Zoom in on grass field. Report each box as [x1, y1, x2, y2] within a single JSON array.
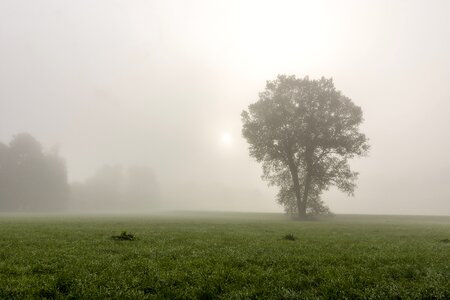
[[0, 212, 449, 299]]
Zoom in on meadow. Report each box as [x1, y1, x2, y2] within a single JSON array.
[[0, 212, 449, 299]]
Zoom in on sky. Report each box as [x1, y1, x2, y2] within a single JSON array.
[[1, 0, 450, 214]]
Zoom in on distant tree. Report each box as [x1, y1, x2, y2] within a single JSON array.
[[0, 142, 9, 209], [242, 75, 369, 218], [0, 133, 69, 211], [125, 166, 159, 209], [69, 165, 159, 212]]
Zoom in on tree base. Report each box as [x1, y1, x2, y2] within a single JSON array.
[[291, 215, 316, 221]]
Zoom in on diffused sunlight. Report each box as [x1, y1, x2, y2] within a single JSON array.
[[1, 0, 450, 215], [221, 132, 232, 145]]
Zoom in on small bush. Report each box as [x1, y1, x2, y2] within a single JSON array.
[[283, 234, 296, 241], [112, 231, 136, 241]]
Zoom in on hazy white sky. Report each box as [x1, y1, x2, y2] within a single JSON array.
[[1, 0, 450, 214]]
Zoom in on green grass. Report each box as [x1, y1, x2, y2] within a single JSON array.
[[0, 212, 449, 299]]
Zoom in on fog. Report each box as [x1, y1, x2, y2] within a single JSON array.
[[1, 0, 450, 215]]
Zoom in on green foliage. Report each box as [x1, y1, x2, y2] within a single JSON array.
[[242, 75, 369, 216], [0, 213, 449, 299]]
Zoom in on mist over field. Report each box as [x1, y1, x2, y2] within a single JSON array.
[[1, 0, 450, 215]]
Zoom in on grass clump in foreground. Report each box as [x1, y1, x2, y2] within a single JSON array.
[[0, 213, 449, 299], [112, 231, 136, 241], [283, 233, 296, 241]]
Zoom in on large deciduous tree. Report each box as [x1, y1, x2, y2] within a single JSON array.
[[242, 75, 369, 218]]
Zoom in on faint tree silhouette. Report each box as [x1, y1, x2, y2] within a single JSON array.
[[0, 133, 69, 211]]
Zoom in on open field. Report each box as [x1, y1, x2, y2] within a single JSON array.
[[0, 213, 449, 299]]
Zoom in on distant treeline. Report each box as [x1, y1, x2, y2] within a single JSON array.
[[0, 133, 68, 211], [70, 164, 159, 212], [0, 133, 159, 212]]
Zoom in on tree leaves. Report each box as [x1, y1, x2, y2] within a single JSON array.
[[242, 75, 369, 216]]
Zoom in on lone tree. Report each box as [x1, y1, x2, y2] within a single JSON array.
[[242, 75, 369, 218]]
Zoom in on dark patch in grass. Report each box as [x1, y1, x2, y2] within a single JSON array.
[[0, 289, 25, 299], [197, 284, 224, 300], [112, 231, 136, 241], [31, 264, 53, 275], [283, 234, 296, 241], [293, 276, 323, 290], [38, 288, 57, 299], [55, 275, 74, 295], [142, 286, 157, 294], [0, 266, 21, 276], [439, 238, 450, 243]]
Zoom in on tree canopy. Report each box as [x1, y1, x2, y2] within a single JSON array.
[[242, 75, 369, 218], [0, 133, 69, 211]]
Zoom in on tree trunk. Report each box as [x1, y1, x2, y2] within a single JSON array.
[[300, 170, 312, 219], [302, 148, 314, 216], [299, 150, 313, 220], [297, 199, 306, 219], [286, 156, 305, 219]]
